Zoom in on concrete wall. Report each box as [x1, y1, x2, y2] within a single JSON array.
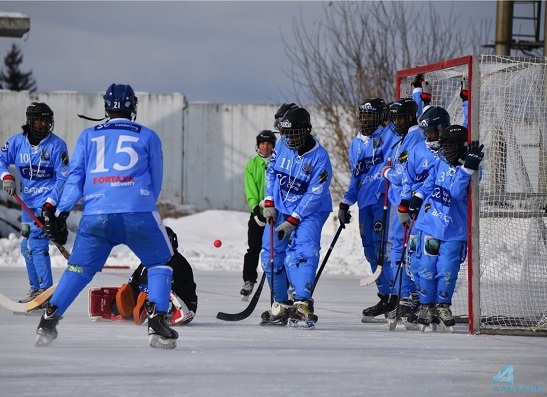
[[0, 90, 289, 212]]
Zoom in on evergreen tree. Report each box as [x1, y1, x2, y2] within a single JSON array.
[[0, 43, 37, 92]]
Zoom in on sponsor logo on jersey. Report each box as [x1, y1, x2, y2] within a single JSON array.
[[93, 175, 136, 187], [23, 185, 53, 194], [95, 122, 142, 133], [40, 148, 51, 162], [353, 153, 384, 177], [61, 151, 69, 165]]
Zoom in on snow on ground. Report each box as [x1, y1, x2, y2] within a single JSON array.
[[0, 205, 368, 276]]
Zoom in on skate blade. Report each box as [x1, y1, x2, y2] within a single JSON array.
[[149, 334, 177, 349], [35, 334, 55, 347], [361, 316, 387, 324], [441, 324, 454, 333], [241, 295, 250, 302], [14, 309, 44, 316], [288, 318, 315, 329], [388, 318, 398, 331], [259, 319, 288, 326]]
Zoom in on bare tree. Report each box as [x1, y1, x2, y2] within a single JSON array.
[[282, 1, 487, 198]]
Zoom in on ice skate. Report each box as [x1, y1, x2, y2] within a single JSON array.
[[146, 302, 179, 349], [361, 294, 397, 323], [260, 301, 292, 326], [35, 303, 61, 346], [417, 304, 437, 333], [19, 288, 43, 303], [436, 303, 455, 333], [386, 298, 415, 331], [240, 281, 254, 301], [288, 300, 318, 329]]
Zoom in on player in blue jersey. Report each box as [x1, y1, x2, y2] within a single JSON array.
[[380, 99, 425, 313], [391, 106, 450, 328], [35, 84, 178, 349], [337, 98, 400, 321], [409, 125, 483, 332], [260, 106, 332, 328], [0, 102, 69, 303]]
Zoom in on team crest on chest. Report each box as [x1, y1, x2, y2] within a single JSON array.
[[40, 148, 51, 162], [302, 162, 314, 175], [372, 137, 383, 149]]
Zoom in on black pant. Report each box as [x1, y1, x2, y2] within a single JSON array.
[[242, 214, 265, 283]]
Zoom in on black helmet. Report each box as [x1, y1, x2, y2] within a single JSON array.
[[274, 103, 298, 130], [256, 130, 277, 146], [439, 124, 468, 165], [278, 107, 312, 150], [358, 98, 387, 136], [104, 83, 138, 120], [165, 226, 179, 251], [418, 106, 451, 150], [388, 98, 418, 136], [25, 102, 54, 141]]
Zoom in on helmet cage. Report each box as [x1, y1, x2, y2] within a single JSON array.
[[358, 99, 386, 136], [26, 102, 54, 141], [280, 128, 308, 150]]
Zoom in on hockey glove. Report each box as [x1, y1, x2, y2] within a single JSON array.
[[409, 196, 423, 220], [337, 203, 352, 228], [42, 203, 69, 245], [421, 81, 432, 105], [263, 200, 278, 223], [275, 216, 299, 241], [397, 199, 411, 226], [460, 78, 469, 101], [464, 140, 484, 171], [2, 174, 15, 196], [381, 165, 392, 179], [412, 74, 424, 88], [252, 205, 267, 227]]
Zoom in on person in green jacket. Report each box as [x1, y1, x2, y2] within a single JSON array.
[[240, 130, 277, 299]]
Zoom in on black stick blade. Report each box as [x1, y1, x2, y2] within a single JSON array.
[[216, 273, 266, 321]]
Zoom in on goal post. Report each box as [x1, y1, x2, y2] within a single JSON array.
[[396, 55, 547, 335]]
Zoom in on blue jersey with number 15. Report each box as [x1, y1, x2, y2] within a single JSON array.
[[58, 118, 163, 214]]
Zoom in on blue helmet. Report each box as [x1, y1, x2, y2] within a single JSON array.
[[103, 83, 138, 120]]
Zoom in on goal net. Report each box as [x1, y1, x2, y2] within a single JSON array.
[[397, 55, 547, 335]]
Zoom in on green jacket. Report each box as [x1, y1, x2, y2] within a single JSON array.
[[244, 155, 269, 213]]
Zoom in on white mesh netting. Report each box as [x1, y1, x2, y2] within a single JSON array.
[[398, 55, 547, 334]]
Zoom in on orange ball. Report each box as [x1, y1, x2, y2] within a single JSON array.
[[213, 239, 222, 248]]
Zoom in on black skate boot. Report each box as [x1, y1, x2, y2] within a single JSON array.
[[436, 303, 455, 333], [361, 294, 398, 323], [260, 301, 292, 326], [289, 300, 318, 329], [386, 298, 415, 331], [35, 303, 61, 347], [146, 302, 179, 349], [240, 281, 255, 301], [417, 304, 437, 332]]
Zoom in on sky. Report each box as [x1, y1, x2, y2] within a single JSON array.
[[0, 1, 498, 104]]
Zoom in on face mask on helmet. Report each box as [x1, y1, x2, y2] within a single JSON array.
[[358, 98, 386, 136], [439, 125, 468, 165], [279, 107, 312, 150], [388, 99, 418, 136], [25, 102, 54, 141], [104, 83, 138, 120], [418, 106, 450, 151]]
